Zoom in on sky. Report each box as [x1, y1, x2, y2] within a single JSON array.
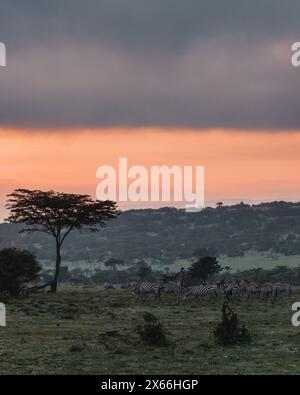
[[1, 1, 300, 218]]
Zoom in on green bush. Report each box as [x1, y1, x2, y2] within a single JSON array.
[[0, 248, 41, 295], [214, 300, 252, 346], [136, 312, 169, 347]]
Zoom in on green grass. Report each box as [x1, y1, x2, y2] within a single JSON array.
[[1, 287, 300, 374], [40, 254, 300, 275], [219, 255, 300, 272], [171, 255, 300, 272]]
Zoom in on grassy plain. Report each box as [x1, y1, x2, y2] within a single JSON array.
[[1, 287, 300, 375]]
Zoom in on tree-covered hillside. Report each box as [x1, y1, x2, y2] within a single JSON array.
[[1, 201, 300, 265]]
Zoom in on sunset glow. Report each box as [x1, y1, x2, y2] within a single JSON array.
[[1, 129, 300, 218]]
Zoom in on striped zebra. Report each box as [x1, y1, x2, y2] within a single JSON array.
[[259, 283, 273, 298], [129, 281, 162, 302], [259, 283, 292, 298], [223, 281, 243, 298], [244, 282, 259, 297], [183, 285, 218, 301], [161, 281, 180, 295], [271, 283, 292, 297], [161, 281, 187, 303]]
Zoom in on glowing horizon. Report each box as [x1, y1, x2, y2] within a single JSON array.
[[1, 128, 300, 220]]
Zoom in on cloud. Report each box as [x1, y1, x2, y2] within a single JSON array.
[[0, 1, 300, 130]]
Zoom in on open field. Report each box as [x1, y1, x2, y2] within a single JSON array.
[[165, 255, 300, 273], [219, 255, 300, 272], [1, 287, 300, 375], [40, 254, 300, 276]]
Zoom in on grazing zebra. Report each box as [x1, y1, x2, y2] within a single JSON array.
[[259, 283, 273, 298], [183, 285, 218, 301], [223, 281, 243, 298], [258, 283, 292, 298], [160, 281, 188, 303], [271, 283, 292, 297], [161, 281, 180, 295], [129, 281, 162, 302], [244, 283, 259, 297]]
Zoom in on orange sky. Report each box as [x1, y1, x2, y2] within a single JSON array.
[[1, 129, 300, 219]]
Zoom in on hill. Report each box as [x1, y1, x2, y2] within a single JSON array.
[[1, 201, 300, 266]]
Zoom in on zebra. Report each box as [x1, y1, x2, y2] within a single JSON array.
[[271, 283, 292, 297], [244, 282, 259, 298], [161, 281, 180, 295], [183, 285, 218, 301], [225, 279, 254, 298], [160, 281, 188, 303], [223, 281, 243, 298], [129, 281, 162, 302], [259, 283, 273, 298]]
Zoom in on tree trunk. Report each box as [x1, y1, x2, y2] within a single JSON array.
[[51, 243, 61, 293]]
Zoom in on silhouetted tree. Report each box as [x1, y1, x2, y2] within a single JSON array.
[[0, 248, 41, 295], [6, 189, 120, 292], [188, 256, 222, 284]]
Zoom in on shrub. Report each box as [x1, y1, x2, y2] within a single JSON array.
[[214, 300, 252, 345], [0, 248, 41, 295], [136, 312, 169, 347]]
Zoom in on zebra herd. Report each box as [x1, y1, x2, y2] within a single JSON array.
[[129, 281, 184, 303], [223, 279, 292, 298], [128, 279, 292, 303]]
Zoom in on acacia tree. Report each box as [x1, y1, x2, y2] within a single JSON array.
[[188, 256, 222, 285], [6, 189, 120, 292], [104, 258, 125, 271]]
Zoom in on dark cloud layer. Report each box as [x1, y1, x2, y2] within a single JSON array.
[[0, 1, 300, 130]]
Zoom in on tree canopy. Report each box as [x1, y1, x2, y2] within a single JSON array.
[[188, 256, 222, 284], [6, 189, 120, 292]]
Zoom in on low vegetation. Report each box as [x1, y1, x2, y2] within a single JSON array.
[[0, 248, 41, 295], [214, 300, 252, 345], [136, 312, 170, 347], [0, 287, 299, 374]]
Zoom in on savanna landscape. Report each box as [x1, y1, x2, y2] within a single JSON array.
[[1, 286, 299, 375], [1, 193, 300, 375], [2, 0, 300, 378]]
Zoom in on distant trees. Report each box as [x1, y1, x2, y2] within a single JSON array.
[[0, 248, 41, 295], [188, 256, 222, 284], [135, 260, 152, 281], [6, 189, 120, 292], [138, 266, 152, 281], [2, 199, 300, 265], [217, 265, 300, 285], [193, 247, 219, 258], [104, 258, 125, 271]]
